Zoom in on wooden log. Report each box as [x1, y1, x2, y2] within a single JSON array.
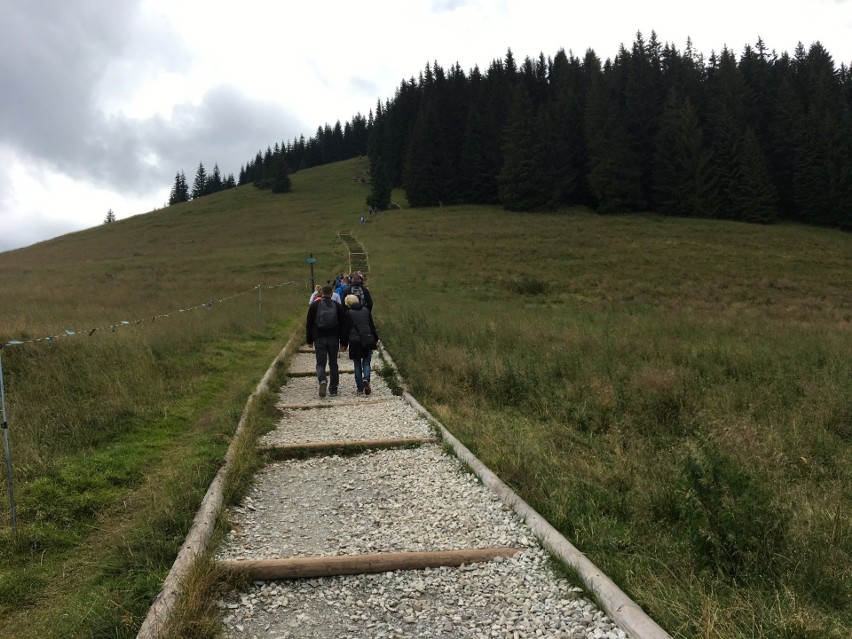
[[288, 369, 355, 377], [276, 398, 393, 411], [258, 436, 438, 455], [220, 547, 522, 580]]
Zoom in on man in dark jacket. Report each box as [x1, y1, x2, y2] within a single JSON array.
[[306, 284, 347, 397]]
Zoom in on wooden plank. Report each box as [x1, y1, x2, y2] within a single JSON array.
[[258, 437, 438, 455], [219, 547, 523, 581], [288, 369, 355, 377]]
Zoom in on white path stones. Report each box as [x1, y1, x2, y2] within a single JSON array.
[[215, 351, 629, 639]]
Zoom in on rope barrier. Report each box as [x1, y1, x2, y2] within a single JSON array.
[[0, 280, 300, 349]]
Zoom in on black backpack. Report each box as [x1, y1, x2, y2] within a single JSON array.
[[315, 298, 338, 330], [350, 284, 365, 306]]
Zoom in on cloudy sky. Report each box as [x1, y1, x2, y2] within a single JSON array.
[[1, 0, 850, 253]]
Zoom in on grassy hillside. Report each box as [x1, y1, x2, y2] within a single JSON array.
[[0, 157, 849, 638], [0, 159, 371, 638]]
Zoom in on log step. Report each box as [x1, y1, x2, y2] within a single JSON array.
[[276, 398, 394, 411], [258, 437, 438, 456], [219, 547, 523, 581], [288, 370, 355, 377]]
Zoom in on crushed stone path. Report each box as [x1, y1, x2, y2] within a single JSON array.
[[214, 349, 629, 639]]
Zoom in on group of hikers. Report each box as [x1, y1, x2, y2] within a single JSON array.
[[305, 271, 378, 398]]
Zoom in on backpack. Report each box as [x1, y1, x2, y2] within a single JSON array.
[[315, 298, 338, 330], [350, 284, 365, 306]]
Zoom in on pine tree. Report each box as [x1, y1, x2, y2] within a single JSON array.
[[271, 155, 292, 193], [103, 208, 116, 223], [652, 91, 715, 216], [191, 163, 208, 199], [498, 87, 551, 210], [585, 68, 644, 212], [733, 128, 778, 223], [208, 163, 223, 193], [168, 171, 189, 205]]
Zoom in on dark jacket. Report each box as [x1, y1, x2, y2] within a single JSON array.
[[341, 284, 373, 311], [305, 296, 347, 345], [343, 303, 378, 358]]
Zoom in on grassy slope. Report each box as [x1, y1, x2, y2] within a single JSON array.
[[0, 159, 370, 638], [363, 206, 851, 638], [1, 158, 849, 638]]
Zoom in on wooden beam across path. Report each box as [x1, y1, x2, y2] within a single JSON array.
[[288, 369, 355, 377], [276, 398, 394, 411], [219, 547, 523, 581], [258, 436, 438, 456]]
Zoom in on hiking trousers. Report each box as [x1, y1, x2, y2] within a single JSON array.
[[314, 335, 340, 391]]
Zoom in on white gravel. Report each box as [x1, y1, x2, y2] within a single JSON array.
[[215, 350, 630, 638], [260, 402, 433, 446]]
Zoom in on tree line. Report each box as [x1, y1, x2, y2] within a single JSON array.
[[168, 33, 851, 230], [367, 33, 851, 228], [168, 163, 237, 204]]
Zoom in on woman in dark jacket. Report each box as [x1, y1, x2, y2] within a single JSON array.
[[343, 294, 379, 395]]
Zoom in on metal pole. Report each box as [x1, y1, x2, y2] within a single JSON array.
[[257, 285, 263, 326], [0, 347, 17, 533]]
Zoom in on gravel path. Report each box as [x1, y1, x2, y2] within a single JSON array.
[[215, 350, 629, 639]]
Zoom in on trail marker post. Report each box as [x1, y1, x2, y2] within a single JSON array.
[[0, 344, 17, 533], [305, 254, 317, 290]]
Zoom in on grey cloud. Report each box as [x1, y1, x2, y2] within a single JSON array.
[[349, 77, 381, 101], [0, 1, 306, 199]]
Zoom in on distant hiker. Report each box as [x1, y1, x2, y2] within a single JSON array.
[[344, 293, 379, 395], [342, 271, 373, 310], [306, 284, 347, 398], [310, 283, 341, 305], [308, 284, 322, 305], [335, 275, 349, 302]]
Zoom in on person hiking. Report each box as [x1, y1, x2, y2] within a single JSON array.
[[341, 271, 373, 310], [343, 293, 379, 395], [305, 284, 347, 398], [335, 275, 349, 303]]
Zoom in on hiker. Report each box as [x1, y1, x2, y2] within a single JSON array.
[[344, 293, 379, 395], [305, 284, 347, 398], [308, 284, 322, 305], [335, 275, 349, 302], [341, 271, 373, 310], [310, 282, 341, 305]]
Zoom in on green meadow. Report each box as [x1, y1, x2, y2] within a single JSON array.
[[0, 157, 849, 638]]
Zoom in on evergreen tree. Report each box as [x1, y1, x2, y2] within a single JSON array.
[[652, 91, 715, 216], [168, 171, 189, 205], [498, 87, 551, 210], [103, 208, 116, 223], [191, 163, 208, 199], [271, 154, 292, 193], [208, 163, 223, 194], [733, 128, 778, 223], [367, 155, 392, 210], [585, 66, 644, 212]]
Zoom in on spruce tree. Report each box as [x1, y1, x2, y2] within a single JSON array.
[[271, 155, 291, 193], [498, 87, 551, 210], [585, 68, 644, 212], [652, 91, 715, 216], [191, 163, 207, 199], [733, 128, 778, 223]]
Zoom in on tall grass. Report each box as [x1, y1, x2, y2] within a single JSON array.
[[365, 206, 852, 638], [0, 159, 370, 637]]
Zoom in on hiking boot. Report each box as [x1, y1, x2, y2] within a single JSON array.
[[356, 387, 364, 394], [329, 388, 338, 397], [319, 380, 327, 398], [363, 380, 371, 396]]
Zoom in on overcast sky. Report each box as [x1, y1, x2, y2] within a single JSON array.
[[1, 0, 850, 253]]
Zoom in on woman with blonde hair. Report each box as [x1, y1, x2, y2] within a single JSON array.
[[343, 293, 379, 395]]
